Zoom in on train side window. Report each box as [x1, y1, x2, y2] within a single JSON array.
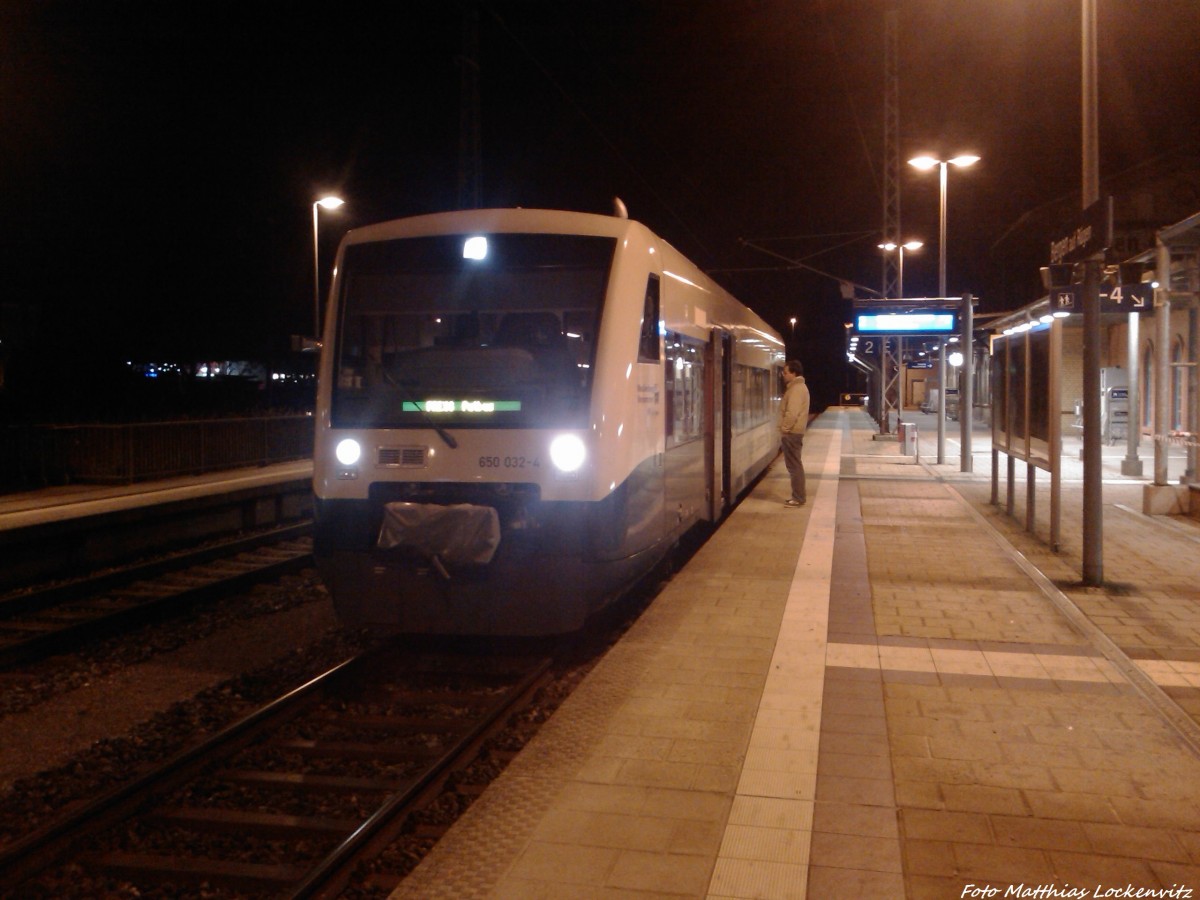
[[638, 275, 661, 363], [665, 333, 704, 445]]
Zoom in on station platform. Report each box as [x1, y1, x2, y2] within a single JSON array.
[[0, 459, 313, 532], [391, 406, 1200, 899]]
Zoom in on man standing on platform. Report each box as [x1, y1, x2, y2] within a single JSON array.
[[779, 360, 810, 507]]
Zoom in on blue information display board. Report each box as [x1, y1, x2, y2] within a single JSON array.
[[855, 310, 957, 334]]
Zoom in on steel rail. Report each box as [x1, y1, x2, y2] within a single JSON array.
[[0, 652, 366, 886], [288, 656, 555, 899], [0, 523, 313, 666]]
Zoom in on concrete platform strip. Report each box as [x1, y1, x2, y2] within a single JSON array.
[[707, 421, 844, 900], [391, 422, 845, 900]]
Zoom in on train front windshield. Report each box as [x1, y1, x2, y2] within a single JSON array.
[[331, 233, 615, 429]]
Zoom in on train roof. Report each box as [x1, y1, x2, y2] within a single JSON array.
[[340, 207, 645, 245], [335, 207, 782, 349]]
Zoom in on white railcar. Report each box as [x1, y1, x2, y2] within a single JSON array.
[[313, 207, 783, 635]]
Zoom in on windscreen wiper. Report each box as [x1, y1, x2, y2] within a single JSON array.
[[381, 370, 458, 450]]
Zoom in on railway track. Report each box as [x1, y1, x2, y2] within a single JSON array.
[[1, 646, 554, 898], [0, 522, 314, 667]]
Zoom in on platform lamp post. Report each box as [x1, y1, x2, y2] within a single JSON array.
[[877, 240, 923, 301], [908, 154, 979, 465], [313, 196, 345, 338], [878, 241, 922, 424]]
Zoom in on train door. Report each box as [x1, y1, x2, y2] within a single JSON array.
[[706, 330, 733, 519], [634, 273, 667, 550]]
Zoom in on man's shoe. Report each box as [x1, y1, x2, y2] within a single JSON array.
[[785, 498, 805, 507]]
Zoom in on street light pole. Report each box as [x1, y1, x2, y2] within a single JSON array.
[[938, 162, 949, 465], [878, 240, 923, 424], [909, 154, 979, 465], [878, 240, 923, 300], [312, 196, 345, 338], [1080, 0, 1103, 585]]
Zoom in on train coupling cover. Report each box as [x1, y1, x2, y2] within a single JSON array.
[[377, 503, 502, 577]]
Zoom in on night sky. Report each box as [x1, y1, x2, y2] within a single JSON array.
[[2, 0, 1198, 410]]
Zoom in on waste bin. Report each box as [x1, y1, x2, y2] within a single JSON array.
[[899, 421, 918, 456]]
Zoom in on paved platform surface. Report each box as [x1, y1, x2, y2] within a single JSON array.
[[390, 406, 1200, 899]]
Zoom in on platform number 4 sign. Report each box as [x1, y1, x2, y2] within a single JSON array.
[[1104, 283, 1151, 312]]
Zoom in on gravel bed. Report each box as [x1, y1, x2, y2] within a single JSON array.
[[3, 565, 658, 898], [0, 568, 330, 718], [0, 623, 370, 849], [7, 642, 601, 899]]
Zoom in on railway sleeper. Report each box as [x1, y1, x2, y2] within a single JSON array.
[[307, 712, 482, 732], [64, 596, 139, 611], [269, 737, 448, 762], [81, 850, 309, 890], [376, 689, 514, 705], [20, 608, 105, 622], [1, 620, 66, 633], [148, 805, 363, 838], [217, 769, 403, 794]]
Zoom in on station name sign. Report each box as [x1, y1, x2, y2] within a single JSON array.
[[1049, 196, 1112, 265]]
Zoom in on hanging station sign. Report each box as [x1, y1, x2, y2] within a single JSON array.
[[1049, 196, 1112, 265]]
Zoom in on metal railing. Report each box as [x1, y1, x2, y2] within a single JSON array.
[[1, 416, 314, 489]]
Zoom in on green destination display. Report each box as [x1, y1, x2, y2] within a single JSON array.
[[402, 400, 522, 413]]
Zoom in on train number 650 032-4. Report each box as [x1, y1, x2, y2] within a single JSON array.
[[478, 456, 539, 469]]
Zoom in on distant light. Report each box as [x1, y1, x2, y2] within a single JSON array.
[[463, 236, 488, 260], [1052, 310, 1071, 318], [316, 196, 344, 210], [908, 155, 980, 170], [948, 352, 964, 367]]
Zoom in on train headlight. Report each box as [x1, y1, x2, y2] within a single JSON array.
[[335, 438, 362, 466], [549, 434, 586, 473]]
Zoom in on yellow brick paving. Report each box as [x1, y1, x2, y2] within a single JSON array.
[[388, 408, 1200, 899], [863, 413, 1200, 898]]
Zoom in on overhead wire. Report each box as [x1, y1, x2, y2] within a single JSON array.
[[817, 0, 882, 205], [481, 2, 713, 258]]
